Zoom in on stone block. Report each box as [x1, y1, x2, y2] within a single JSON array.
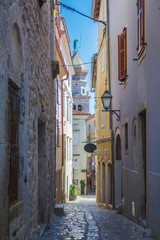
[[143, 228, 152, 238], [54, 204, 64, 216]]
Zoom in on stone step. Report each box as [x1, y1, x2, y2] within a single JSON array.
[[54, 204, 64, 216]]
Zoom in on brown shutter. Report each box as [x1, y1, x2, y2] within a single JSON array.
[[118, 28, 127, 81]]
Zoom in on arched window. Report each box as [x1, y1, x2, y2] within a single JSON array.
[[78, 105, 82, 111], [73, 105, 76, 110], [116, 134, 121, 160], [11, 23, 23, 70]]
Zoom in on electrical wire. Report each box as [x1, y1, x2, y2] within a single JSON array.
[[56, 1, 106, 26], [59, 61, 93, 67], [59, 31, 106, 68], [56, 1, 107, 69]]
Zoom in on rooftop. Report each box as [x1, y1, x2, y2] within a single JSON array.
[[73, 109, 91, 115]]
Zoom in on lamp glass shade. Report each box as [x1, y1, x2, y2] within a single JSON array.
[[101, 90, 112, 110]]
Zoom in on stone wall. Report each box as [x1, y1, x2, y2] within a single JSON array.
[[0, 1, 57, 239]]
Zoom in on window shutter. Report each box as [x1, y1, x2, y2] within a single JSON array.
[[137, 0, 145, 56], [118, 28, 127, 81]]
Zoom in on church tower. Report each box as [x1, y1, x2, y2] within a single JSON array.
[[72, 50, 90, 112]]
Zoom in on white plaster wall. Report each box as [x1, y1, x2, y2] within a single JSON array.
[[110, 0, 160, 237], [73, 114, 90, 194]]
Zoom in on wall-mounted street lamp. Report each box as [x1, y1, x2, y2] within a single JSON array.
[[101, 90, 120, 121]]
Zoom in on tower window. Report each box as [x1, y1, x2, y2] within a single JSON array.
[[73, 105, 76, 110], [81, 87, 85, 95], [78, 105, 82, 111]]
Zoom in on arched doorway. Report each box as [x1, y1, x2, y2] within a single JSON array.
[[115, 133, 122, 208], [107, 163, 112, 204], [102, 162, 106, 204]]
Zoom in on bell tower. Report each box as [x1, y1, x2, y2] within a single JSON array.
[[72, 49, 90, 112]]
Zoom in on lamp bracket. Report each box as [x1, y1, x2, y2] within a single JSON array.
[[102, 110, 120, 121]]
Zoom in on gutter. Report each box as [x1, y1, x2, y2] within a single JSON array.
[[61, 74, 69, 166]]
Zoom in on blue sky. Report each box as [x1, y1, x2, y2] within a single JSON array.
[[60, 0, 98, 114]]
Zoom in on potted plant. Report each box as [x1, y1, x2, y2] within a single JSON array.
[[69, 184, 77, 201], [80, 179, 86, 195]]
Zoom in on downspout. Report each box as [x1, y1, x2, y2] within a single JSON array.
[[61, 74, 69, 167], [106, 0, 115, 209]]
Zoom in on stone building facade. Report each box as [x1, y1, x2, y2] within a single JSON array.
[[0, 1, 58, 239]]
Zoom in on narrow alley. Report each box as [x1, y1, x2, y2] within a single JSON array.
[[43, 196, 155, 240]]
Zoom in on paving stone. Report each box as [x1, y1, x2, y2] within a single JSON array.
[[42, 196, 155, 240]]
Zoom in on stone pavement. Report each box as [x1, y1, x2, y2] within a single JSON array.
[[42, 195, 155, 240]]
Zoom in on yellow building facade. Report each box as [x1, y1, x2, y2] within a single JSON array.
[[91, 0, 113, 208]]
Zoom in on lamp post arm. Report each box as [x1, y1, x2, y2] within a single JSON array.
[[102, 110, 120, 121], [112, 110, 120, 121]]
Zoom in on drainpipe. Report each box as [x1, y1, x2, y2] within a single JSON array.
[[106, 0, 115, 209], [61, 74, 69, 167]]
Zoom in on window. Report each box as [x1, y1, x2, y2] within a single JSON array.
[[133, 123, 137, 169], [56, 80, 58, 104], [57, 124, 60, 147], [78, 105, 82, 111], [97, 107, 99, 131], [137, 0, 145, 58], [69, 103, 72, 123], [73, 133, 79, 145], [125, 122, 128, 154], [118, 28, 127, 81], [101, 103, 105, 127], [73, 105, 76, 110], [63, 93, 66, 116], [8, 81, 20, 204], [67, 99, 69, 121], [81, 87, 85, 95], [73, 120, 78, 125], [39, 0, 47, 8]]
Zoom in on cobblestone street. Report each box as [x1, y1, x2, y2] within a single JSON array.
[[43, 196, 155, 240]]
